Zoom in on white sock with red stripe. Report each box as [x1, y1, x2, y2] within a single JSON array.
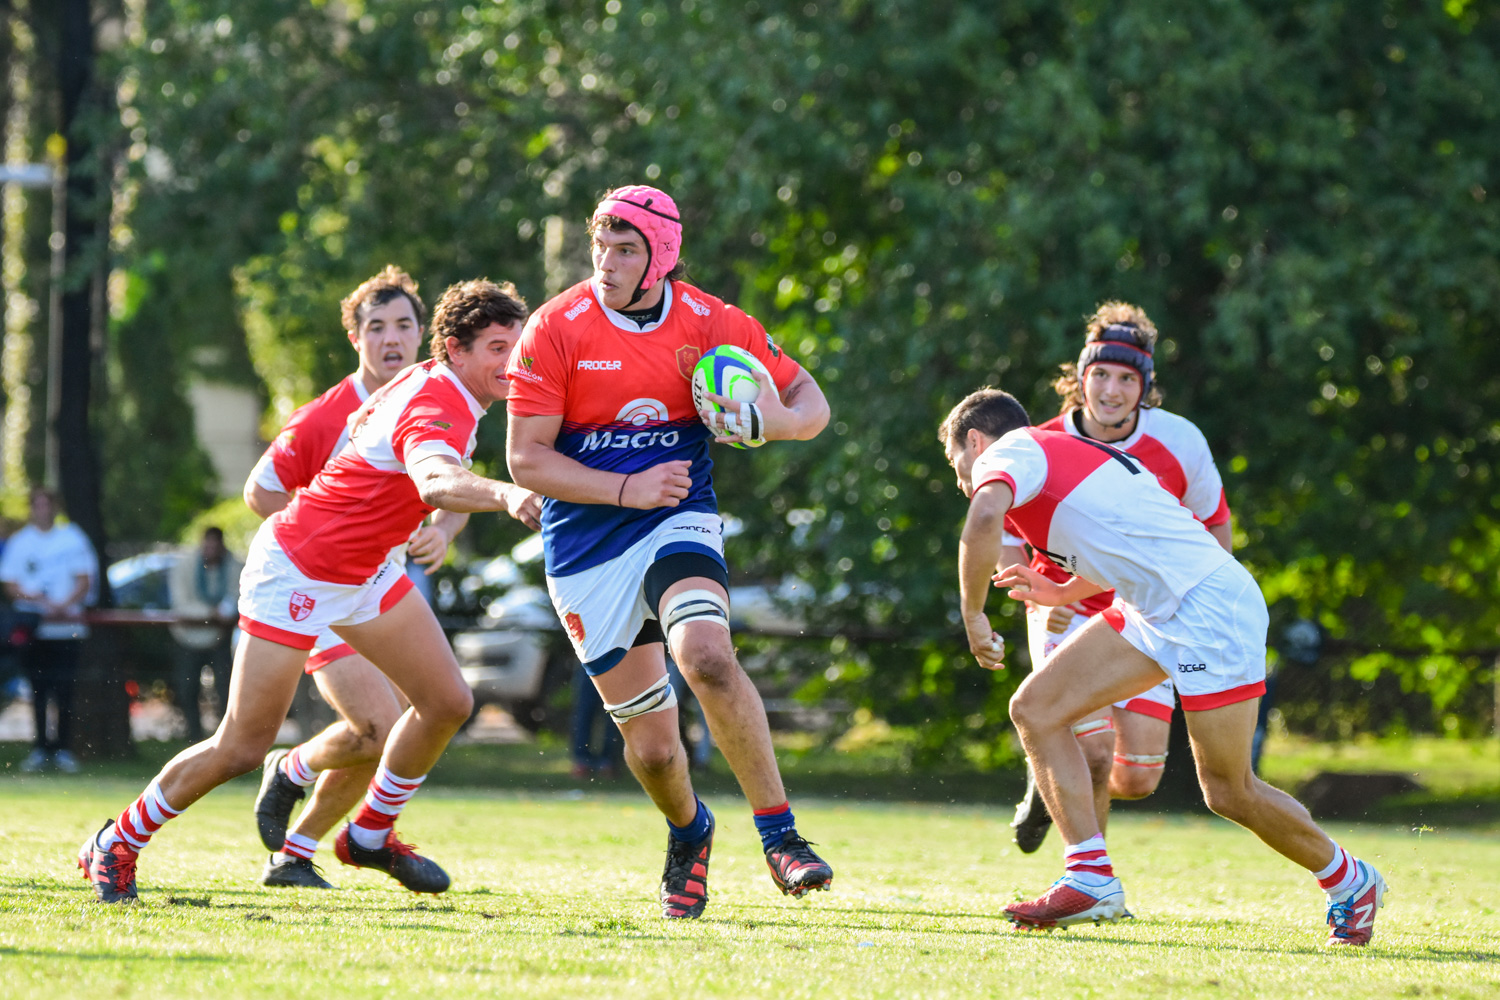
[[275, 831, 320, 864], [279, 745, 319, 788], [1063, 834, 1115, 887], [102, 780, 183, 853], [348, 765, 426, 849], [1314, 842, 1361, 898]]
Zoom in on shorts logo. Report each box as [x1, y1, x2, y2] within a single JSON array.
[[564, 612, 586, 643], [679, 291, 711, 317], [565, 297, 592, 321], [616, 398, 669, 425], [289, 592, 316, 622], [676, 345, 702, 381], [577, 360, 622, 371], [1176, 661, 1207, 673]]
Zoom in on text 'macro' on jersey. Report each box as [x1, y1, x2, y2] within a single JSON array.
[[506, 278, 803, 577], [271, 361, 484, 585], [973, 427, 1234, 623]]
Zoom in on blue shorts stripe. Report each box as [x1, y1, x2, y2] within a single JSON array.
[[583, 647, 628, 677], [655, 541, 725, 565]]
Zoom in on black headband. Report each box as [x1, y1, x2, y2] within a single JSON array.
[[1078, 323, 1154, 392]]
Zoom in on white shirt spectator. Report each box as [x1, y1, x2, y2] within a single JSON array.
[[0, 521, 97, 640]]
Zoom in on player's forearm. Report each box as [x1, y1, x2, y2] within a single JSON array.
[[999, 545, 1027, 574], [245, 481, 290, 519], [1209, 519, 1233, 552], [1051, 576, 1107, 606], [430, 508, 470, 544], [775, 374, 830, 441], [959, 513, 1005, 620], [507, 440, 626, 506], [415, 464, 513, 513]]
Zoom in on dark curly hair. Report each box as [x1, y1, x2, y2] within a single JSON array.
[[428, 279, 528, 363], [340, 265, 426, 333]]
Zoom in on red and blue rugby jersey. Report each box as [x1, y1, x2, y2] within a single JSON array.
[[506, 279, 803, 577]]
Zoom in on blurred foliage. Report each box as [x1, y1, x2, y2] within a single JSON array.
[[24, 0, 1498, 752]]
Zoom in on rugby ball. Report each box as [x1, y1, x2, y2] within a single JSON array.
[[692, 346, 777, 449]]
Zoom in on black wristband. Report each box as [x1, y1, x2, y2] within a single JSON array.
[[618, 473, 631, 506]]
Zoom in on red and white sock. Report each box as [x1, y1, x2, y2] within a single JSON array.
[[348, 766, 426, 849], [1064, 834, 1115, 886], [1314, 842, 1361, 898], [275, 831, 320, 864], [102, 780, 183, 853], [280, 745, 319, 788]]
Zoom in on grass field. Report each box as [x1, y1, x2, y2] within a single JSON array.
[[3, 774, 1498, 999]]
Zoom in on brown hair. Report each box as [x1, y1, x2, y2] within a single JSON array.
[[938, 388, 1030, 449], [341, 266, 425, 333], [428, 279, 528, 363], [588, 215, 689, 284], [1051, 300, 1164, 412]]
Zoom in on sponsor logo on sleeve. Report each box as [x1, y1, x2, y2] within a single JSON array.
[[764, 331, 783, 357], [577, 360, 622, 371], [510, 356, 544, 383], [288, 592, 316, 622], [426, 420, 453, 430], [679, 290, 711, 317], [564, 297, 593, 321], [272, 430, 297, 456]]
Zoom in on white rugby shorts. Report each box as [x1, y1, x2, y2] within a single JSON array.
[[238, 520, 413, 651], [1100, 559, 1268, 711], [1026, 604, 1176, 721], [547, 510, 726, 675]]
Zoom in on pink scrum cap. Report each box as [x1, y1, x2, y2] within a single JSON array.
[[592, 185, 682, 290]]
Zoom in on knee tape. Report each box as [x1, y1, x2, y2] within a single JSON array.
[[1071, 717, 1115, 739], [661, 588, 730, 646], [603, 673, 678, 723], [1114, 751, 1167, 769]]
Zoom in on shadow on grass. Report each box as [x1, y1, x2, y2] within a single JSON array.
[[0, 946, 238, 963]]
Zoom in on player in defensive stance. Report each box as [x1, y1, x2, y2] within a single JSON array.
[[78, 279, 540, 903], [1006, 302, 1234, 853], [506, 185, 834, 918], [243, 267, 467, 888], [941, 389, 1387, 945]]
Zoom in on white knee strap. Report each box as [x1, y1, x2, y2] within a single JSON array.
[[604, 673, 678, 723], [1114, 751, 1167, 769], [661, 588, 730, 646], [1071, 717, 1115, 739]]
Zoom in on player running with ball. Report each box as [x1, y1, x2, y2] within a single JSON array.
[[506, 185, 834, 918], [1006, 302, 1234, 853], [243, 267, 477, 889], [941, 388, 1387, 945], [78, 279, 539, 903]]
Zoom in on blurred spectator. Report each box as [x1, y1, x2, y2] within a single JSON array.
[[169, 526, 242, 740], [0, 488, 97, 772]]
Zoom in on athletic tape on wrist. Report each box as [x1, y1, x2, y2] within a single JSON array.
[[603, 673, 678, 723]]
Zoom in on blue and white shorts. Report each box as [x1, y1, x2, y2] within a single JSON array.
[[546, 510, 726, 675]]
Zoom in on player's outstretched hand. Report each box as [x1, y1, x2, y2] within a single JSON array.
[[621, 460, 692, 509], [994, 563, 1068, 607], [700, 368, 783, 446], [965, 613, 1006, 671], [407, 524, 451, 574], [503, 485, 543, 530]]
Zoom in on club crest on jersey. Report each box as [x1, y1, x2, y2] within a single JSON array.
[[676, 345, 702, 381], [288, 592, 316, 622], [564, 612, 586, 643], [679, 290, 711, 317]]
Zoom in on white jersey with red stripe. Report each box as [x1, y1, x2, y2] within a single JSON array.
[[1005, 407, 1231, 618], [249, 374, 370, 495], [974, 427, 1233, 623], [270, 360, 484, 586]]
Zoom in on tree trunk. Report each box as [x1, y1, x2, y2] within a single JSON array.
[[53, 0, 131, 758]]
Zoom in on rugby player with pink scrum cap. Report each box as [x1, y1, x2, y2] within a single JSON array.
[[506, 185, 835, 918]]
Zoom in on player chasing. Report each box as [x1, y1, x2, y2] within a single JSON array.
[[506, 185, 835, 918], [78, 279, 541, 903], [1005, 303, 1234, 854], [940, 388, 1387, 945], [243, 267, 468, 889]]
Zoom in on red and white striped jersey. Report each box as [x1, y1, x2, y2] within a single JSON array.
[[974, 427, 1234, 623], [1003, 407, 1231, 617], [250, 374, 370, 495], [270, 361, 484, 585]]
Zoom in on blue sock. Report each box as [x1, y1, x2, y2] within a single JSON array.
[[753, 801, 796, 850], [668, 797, 713, 845]]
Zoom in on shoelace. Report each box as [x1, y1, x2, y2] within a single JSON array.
[[1325, 897, 1355, 934], [663, 838, 704, 882], [102, 853, 136, 891], [387, 837, 420, 859]]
